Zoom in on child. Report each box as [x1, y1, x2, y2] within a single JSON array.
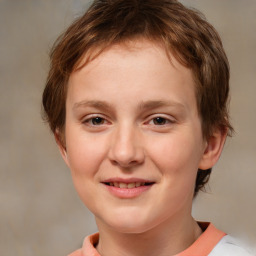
[[42, 0, 253, 255]]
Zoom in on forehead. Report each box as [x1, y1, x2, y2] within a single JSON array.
[[75, 39, 192, 73], [67, 40, 197, 113], [73, 39, 194, 85]]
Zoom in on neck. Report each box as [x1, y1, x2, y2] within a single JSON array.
[[95, 215, 202, 256]]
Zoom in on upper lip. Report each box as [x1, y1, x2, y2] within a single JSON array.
[[101, 177, 155, 184]]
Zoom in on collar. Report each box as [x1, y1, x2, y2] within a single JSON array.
[[70, 222, 226, 256]]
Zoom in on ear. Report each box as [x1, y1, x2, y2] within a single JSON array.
[[199, 128, 227, 170], [54, 129, 70, 168]]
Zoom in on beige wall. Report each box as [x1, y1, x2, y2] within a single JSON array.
[[0, 0, 255, 255]]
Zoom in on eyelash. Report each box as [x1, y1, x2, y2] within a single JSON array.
[[147, 116, 173, 126], [82, 115, 110, 126], [82, 114, 175, 128]]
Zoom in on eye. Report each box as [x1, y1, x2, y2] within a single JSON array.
[[144, 115, 175, 131], [147, 116, 172, 126], [90, 117, 105, 125], [83, 116, 108, 126], [151, 117, 169, 125]]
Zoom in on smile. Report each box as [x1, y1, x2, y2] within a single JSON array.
[[104, 182, 154, 189], [102, 179, 155, 198]]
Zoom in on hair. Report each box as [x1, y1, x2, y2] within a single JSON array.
[[42, 0, 233, 195]]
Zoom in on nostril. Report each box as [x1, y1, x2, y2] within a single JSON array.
[[110, 160, 118, 166], [110, 159, 140, 168]]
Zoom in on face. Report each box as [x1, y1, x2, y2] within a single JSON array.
[[60, 40, 211, 234]]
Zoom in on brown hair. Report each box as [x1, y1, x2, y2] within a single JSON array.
[[42, 0, 233, 195]]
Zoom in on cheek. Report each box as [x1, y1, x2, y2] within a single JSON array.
[[64, 131, 108, 209], [147, 132, 202, 181], [148, 135, 202, 213], [65, 129, 107, 178]]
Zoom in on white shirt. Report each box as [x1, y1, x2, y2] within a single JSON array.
[[209, 235, 254, 256]]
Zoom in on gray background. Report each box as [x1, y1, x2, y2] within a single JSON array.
[[0, 0, 255, 255]]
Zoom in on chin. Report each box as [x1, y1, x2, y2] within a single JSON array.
[[101, 210, 159, 234], [110, 222, 153, 234]]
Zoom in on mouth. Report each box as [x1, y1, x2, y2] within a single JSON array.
[[103, 181, 155, 189], [101, 179, 155, 198]]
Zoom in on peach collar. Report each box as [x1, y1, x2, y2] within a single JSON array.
[[175, 222, 226, 256], [69, 222, 226, 256]]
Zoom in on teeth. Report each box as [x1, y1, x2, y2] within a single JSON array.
[[119, 182, 127, 188], [127, 182, 135, 188], [135, 182, 141, 187], [109, 182, 147, 188]]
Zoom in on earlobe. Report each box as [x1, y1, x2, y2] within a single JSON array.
[[54, 130, 70, 167], [199, 128, 227, 170]]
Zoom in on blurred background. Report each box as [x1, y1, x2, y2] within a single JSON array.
[[0, 0, 255, 255]]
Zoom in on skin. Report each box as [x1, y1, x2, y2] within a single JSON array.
[[58, 40, 227, 256]]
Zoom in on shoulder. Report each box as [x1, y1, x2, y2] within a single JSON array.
[[67, 233, 100, 256], [209, 235, 254, 256], [67, 248, 82, 256]]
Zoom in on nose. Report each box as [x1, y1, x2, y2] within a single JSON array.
[[108, 125, 145, 168]]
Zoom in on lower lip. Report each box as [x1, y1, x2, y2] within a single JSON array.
[[103, 184, 153, 199]]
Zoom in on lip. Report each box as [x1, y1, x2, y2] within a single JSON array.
[[101, 178, 155, 199], [102, 177, 154, 183]]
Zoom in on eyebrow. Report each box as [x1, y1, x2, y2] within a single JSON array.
[[138, 100, 186, 111], [72, 99, 186, 112], [73, 100, 114, 111]]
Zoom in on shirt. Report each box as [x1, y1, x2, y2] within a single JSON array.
[[68, 222, 253, 256]]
